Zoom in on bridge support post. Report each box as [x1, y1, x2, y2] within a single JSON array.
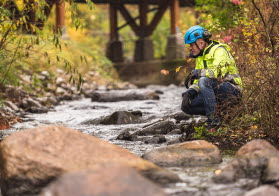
[[134, 38, 154, 62], [55, 0, 69, 39], [166, 0, 185, 60], [134, 0, 154, 62], [106, 3, 123, 62]]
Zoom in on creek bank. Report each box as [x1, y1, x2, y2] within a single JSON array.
[[0, 69, 141, 130], [0, 125, 180, 196]]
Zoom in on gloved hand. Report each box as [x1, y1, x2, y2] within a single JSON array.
[[181, 88, 197, 100], [191, 69, 202, 79]]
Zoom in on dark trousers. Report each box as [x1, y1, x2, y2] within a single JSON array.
[[181, 77, 241, 123]]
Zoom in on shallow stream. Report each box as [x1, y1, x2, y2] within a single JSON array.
[[2, 85, 252, 196]]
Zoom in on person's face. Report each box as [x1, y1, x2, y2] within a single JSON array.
[[189, 39, 206, 56]]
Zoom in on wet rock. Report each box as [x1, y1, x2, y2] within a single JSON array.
[[82, 111, 143, 125], [166, 138, 181, 145], [135, 121, 176, 136], [40, 164, 167, 196], [116, 128, 138, 141], [168, 129, 182, 135], [144, 136, 166, 144], [142, 140, 222, 167], [155, 90, 164, 94], [56, 86, 67, 94], [91, 90, 160, 102], [37, 96, 59, 106], [262, 156, 279, 182], [4, 85, 28, 101], [4, 101, 19, 112], [0, 126, 179, 195], [25, 98, 43, 108], [26, 106, 48, 114], [213, 139, 279, 184], [244, 185, 279, 196], [169, 111, 191, 122]]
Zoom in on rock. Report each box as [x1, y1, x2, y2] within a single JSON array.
[[168, 129, 182, 135], [4, 101, 19, 112], [144, 136, 166, 144], [26, 106, 48, 113], [244, 185, 279, 196], [135, 121, 176, 136], [213, 139, 279, 184], [21, 97, 43, 108], [40, 164, 167, 196], [0, 126, 180, 195], [169, 111, 191, 122], [82, 111, 143, 125], [4, 85, 28, 101], [262, 156, 279, 182], [142, 140, 222, 167], [91, 90, 160, 102], [116, 128, 139, 141], [56, 87, 67, 94]]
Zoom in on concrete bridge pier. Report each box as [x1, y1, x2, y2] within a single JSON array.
[[106, 40, 124, 63], [166, 0, 185, 60], [134, 38, 154, 62], [106, 3, 124, 62]]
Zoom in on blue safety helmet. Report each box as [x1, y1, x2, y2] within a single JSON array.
[[184, 25, 206, 44]]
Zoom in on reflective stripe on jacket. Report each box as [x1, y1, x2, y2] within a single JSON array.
[[189, 41, 243, 92]]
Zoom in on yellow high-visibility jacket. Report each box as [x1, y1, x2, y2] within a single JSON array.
[[189, 41, 243, 92]]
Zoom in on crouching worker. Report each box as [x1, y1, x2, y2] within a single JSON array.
[[181, 25, 242, 130]]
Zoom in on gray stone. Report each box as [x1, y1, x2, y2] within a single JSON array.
[[244, 185, 279, 196], [40, 164, 167, 196], [144, 136, 166, 144], [135, 121, 176, 136], [262, 156, 279, 182], [91, 90, 159, 102], [4, 101, 19, 111], [142, 140, 222, 167], [116, 128, 139, 141], [82, 111, 142, 125]]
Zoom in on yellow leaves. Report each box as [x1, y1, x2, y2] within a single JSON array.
[[175, 66, 181, 73], [214, 169, 222, 175], [14, 0, 25, 11]]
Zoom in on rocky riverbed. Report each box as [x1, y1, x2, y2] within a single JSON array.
[[1, 84, 279, 196]]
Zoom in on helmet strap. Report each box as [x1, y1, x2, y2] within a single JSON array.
[[189, 42, 204, 58]]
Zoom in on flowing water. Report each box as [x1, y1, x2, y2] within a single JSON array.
[[2, 85, 252, 196]]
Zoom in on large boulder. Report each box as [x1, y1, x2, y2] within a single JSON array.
[[40, 164, 167, 196], [244, 185, 279, 196], [142, 140, 222, 167], [213, 139, 279, 184], [0, 126, 180, 196]]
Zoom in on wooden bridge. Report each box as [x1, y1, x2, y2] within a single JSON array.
[[9, 0, 195, 85]]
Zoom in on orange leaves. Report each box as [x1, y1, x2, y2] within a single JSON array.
[[160, 69, 169, 75]]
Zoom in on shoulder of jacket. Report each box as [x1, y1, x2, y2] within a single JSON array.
[[209, 43, 230, 57]]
